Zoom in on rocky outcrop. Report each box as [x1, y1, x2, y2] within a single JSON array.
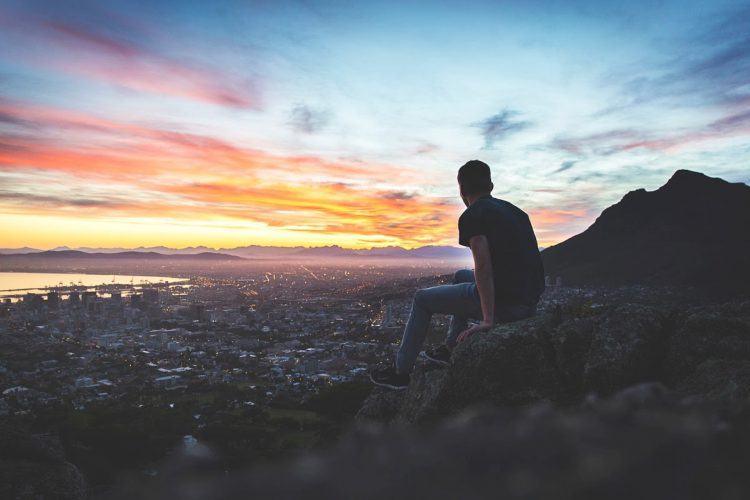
[[358, 301, 750, 424], [0, 425, 88, 499], [137, 383, 750, 500]]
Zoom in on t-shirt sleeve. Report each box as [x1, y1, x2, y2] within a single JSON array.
[[458, 209, 484, 247]]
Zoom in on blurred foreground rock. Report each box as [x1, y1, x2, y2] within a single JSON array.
[[129, 382, 750, 500]]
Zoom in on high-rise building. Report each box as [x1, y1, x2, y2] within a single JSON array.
[[24, 293, 44, 311], [47, 291, 60, 309], [142, 288, 159, 304], [382, 302, 394, 327], [130, 294, 143, 309], [81, 291, 97, 309]]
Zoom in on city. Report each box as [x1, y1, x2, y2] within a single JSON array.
[[0, 262, 485, 489]]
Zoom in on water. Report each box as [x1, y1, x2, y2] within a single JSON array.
[[0, 272, 185, 298]]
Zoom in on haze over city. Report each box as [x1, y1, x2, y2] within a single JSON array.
[[1, 0, 748, 250]]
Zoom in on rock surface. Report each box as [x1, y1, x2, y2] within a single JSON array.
[[358, 300, 750, 424]]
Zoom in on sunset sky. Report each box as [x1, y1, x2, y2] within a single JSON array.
[[1, 0, 749, 250]]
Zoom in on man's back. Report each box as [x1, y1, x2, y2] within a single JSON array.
[[458, 195, 545, 306]]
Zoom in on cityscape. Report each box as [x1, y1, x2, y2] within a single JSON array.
[[0, 262, 483, 487]]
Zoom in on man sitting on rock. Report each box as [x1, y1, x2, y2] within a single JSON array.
[[371, 160, 545, 389]]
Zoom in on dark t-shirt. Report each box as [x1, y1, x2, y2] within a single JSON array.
[[458, 195, 545, 307]]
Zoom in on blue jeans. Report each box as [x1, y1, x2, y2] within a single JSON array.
[[395, 269, 535, 374]]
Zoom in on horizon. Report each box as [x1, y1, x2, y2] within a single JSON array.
[[2, 0, 750, 250]]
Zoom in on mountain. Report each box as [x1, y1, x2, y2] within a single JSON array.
[[542, 169, 750, 292], [0, 250, 244, 260], [0, 245, 470, 260], [0, 247, 41, 255]]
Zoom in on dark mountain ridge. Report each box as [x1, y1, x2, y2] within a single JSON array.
[[542, 169, 750, 293]]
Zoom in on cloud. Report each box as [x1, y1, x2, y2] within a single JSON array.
[[552, 160, 578, 174], [288, 105, 330, 134], [605, 5, 750, 111], [472, 109, 531, 149], [553, 109, 750, 158], [415, 142, 439, 155], [2, 10, 260, 109], [0, 190, 130, 209], [0, 98, 460, 247], [550, 129, 640, 156]]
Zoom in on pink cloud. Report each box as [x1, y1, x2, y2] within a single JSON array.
[[5, 13, 260, 109]]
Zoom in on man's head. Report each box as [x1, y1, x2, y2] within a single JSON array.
[[458, 160, 493, 206]]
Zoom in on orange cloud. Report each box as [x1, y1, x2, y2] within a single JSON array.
[[0, 98, 459, 248]]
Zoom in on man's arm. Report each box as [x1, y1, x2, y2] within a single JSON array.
[[457, 234, 495, 343]]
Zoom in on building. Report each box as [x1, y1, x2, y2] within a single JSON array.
[[142, 288, 159, 304], [47, 292, 60, 309]]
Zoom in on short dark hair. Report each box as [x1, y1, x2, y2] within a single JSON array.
[[458, 160, 493, 195]]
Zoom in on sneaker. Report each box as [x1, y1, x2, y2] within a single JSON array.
[[370, 366, 410, 390], [422, 344, 452, 366]]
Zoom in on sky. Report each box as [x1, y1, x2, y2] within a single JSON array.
[[0, 0, 749, 250]]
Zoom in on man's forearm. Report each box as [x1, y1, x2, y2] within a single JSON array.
[[474, 264, 495, 323]]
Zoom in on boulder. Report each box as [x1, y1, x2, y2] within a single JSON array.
[[676, 358, 750, 407], [359, 300, 750, 423], [582, 304, 668, 395], [665, 309, 750, 384]]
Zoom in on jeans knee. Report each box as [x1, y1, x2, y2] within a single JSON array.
[[453, 269, 473, 284], [413, 288, 429, 306]]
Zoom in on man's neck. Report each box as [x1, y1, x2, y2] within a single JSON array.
[[466, 192, 491, 206]]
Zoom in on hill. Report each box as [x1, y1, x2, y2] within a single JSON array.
[[541, 169, 750, 293]]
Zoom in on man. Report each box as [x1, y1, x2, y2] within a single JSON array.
[[370, 160, 545, 389]]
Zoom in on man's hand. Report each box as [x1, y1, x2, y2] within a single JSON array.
[[457, 319, 493, 343]]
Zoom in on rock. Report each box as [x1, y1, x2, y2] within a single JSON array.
[[549, 316, 596, 397], [677, 359, 750, 408], [438, 315, 561, 409], [359, 305, 681, 423], [665, 309, 750, 384], [356, 387, 406, 422], [584, 382, 672, 413], [150, 385, 750, 500], [357, 301, 750, 426], [358, 315, 565, 424], [582, 305, 668, 395]]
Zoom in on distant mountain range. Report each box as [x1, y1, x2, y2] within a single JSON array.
[[0, 250, 244, 260], [542, 169, 750, 293], [0, 245, 471, 260]]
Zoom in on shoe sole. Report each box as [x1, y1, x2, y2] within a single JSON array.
[[369, 374, 408, 390], [421, 351, 450, 366]]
